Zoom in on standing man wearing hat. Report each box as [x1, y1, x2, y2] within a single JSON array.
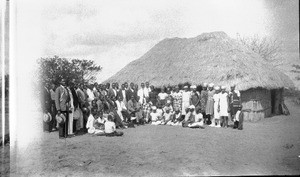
[[55, 79, 71, 139]]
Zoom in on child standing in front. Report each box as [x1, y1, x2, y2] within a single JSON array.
[[233, 105, 244, 130]]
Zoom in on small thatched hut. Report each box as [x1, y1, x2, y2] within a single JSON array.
[[105, 32, 294, 121]]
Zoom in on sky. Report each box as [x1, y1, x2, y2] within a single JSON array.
[[27, 0, 300, 82]]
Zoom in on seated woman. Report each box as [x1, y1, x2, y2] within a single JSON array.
[[150, 106, 162, 125], [86, 107, 105, 135], [173, 108, 182, 126], [163, 101, 174, 114], [162, 107, 173, 125], [182, 105, 195, 127], [105, 114, 124, 137], [188, 107, 205, 129]]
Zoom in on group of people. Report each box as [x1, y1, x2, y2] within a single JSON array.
[[42, 80, 244, 139]]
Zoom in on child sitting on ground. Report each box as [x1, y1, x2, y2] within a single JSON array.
[[163, 101, 174, 114], [162, 107, 173, 125], [104, 114, 124, 136], [188, 107, 205, 129], [182, 106, 195, 127], [156, 103, 164, 118], [86, 107, 105, 135], [150, 106, 162, 125]]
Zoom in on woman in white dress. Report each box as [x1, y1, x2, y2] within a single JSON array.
[[181, 86, 191, 116], [211, 86, 221, 127], [219, 86, 230, 128]]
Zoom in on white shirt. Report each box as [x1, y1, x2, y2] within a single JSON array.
[[86, 88, 94, 101], [163, 112, 172, 121], [105, 121, 116, 133], [138, 88, 148, 103], [158, 92, 168, 100], [115, 100, 127, 111], [122, 90, 126, 100], [157, 109, 163, 117], [150, 112, 160, 122], [113, 89, 117, 96], [195, 113, 203, 122], [86, 114, 95, 129]]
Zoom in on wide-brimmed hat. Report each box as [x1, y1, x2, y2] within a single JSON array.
[[221, 86, 226, 89], [152, 106, 157, 110], [208, 83, 214, 87], [56, 114, 66, 124], [183, 86, 188, 89], [203, 83, 208, 87], [190, 85, 196, 89], [43, 112, 52, 123]]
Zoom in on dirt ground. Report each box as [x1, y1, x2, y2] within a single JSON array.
[[1, 98, 300, 176]]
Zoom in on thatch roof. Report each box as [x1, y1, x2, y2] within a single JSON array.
[[104, 31, 294, 91]]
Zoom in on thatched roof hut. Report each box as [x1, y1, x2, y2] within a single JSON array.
[[105, 31, 294, 121]]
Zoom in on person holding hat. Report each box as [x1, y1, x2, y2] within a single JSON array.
[[42, 82, 53, 133], [181, 85, 191, 117], [205, 83, 215, 125], [219, 86, 230, 128], [212, 86, 221, 127], [55, 79, 72, 139]]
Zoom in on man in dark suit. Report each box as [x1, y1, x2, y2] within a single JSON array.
[[42, 82, 52, 132], [126, 82, 135, 102], [55, 79, 71, 139], [108, 83, 117, 99], [117, 84, 128, 106]]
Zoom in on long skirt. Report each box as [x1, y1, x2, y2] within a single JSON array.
[[206, 99, 214, 115], [68, 110, 74, 135], [182, 101, 190, 115]]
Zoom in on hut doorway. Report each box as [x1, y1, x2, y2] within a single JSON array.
[[271, 89, 276, 114]]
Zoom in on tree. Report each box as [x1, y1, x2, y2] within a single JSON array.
[[236, 34, 282, 62], [291, 64, 300, 80], [38, 56, 102, 86]]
